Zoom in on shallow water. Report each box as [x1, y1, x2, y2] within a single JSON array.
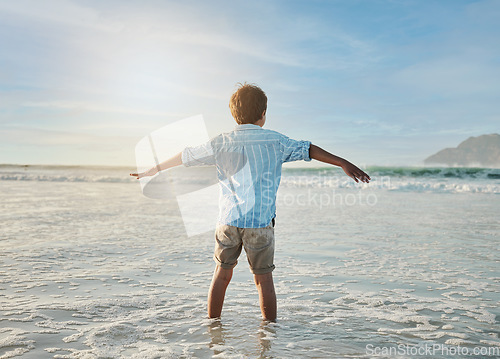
[[1, 166, 499, 358]]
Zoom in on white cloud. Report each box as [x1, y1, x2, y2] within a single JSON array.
[[390, 58, 499, 97], [0, 0, 122, 32], [0, 126, 133, 147], [22, 100, 185, 118]]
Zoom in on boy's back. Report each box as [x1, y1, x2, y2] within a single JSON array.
[[182, 123, 311, 228]]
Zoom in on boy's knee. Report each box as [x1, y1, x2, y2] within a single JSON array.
[[254, 272, 273, 286], [215, 266, 233, 284]]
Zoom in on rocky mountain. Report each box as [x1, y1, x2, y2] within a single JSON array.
[[424, 134, 500, 167]]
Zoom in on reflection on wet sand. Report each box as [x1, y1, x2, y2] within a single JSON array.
[[207, 319, 277, 358], [257, 319, 276, 358], [207, 319, 226, 356]]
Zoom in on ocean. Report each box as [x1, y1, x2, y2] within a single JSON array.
[[1, 164, 499, 358]]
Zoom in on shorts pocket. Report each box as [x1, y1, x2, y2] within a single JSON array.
[[242, 228, 274, 250], [216, 225, 241, 247]]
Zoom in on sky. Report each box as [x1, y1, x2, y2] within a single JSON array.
[[0, 0, 498, 167]]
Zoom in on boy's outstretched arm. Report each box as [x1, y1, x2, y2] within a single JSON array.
[[309, 144, 370, 183], [130, 152, 182, 179]]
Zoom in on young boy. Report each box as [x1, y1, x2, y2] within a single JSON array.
[[131, 83, 370, 322]]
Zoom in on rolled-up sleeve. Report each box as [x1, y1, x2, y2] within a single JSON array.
[[280, 136, 312, 163], [181, 140, 216, 167]]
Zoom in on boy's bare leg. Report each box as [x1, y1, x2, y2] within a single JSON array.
[[207, 266, 233, 318], [254, 272, 277, 322]]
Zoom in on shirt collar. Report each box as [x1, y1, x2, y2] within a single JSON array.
[[234, 124, 263, 131]]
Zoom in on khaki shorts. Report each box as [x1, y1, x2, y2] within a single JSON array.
[[214, 218, 275, 275]]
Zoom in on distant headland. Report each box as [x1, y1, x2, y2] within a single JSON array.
[[424, 134, 500, 168]]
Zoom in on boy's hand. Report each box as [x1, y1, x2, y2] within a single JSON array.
[[130, 153, 182, 180], [309, 144, 370, 183], [130, 169, 156, 179], [341, 161, 370, 183]]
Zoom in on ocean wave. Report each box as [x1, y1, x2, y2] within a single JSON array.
[[369, 166, 500, 180], [1, 164, 499, 193], [0, 173, 136, 183], [279, 166, 500, 193], [279, 176, 500, 194], [283, 166, 500, 180], [384, 180, 500, 194]]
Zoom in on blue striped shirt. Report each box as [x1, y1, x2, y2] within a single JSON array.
[[181, 124, 311, 228]]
